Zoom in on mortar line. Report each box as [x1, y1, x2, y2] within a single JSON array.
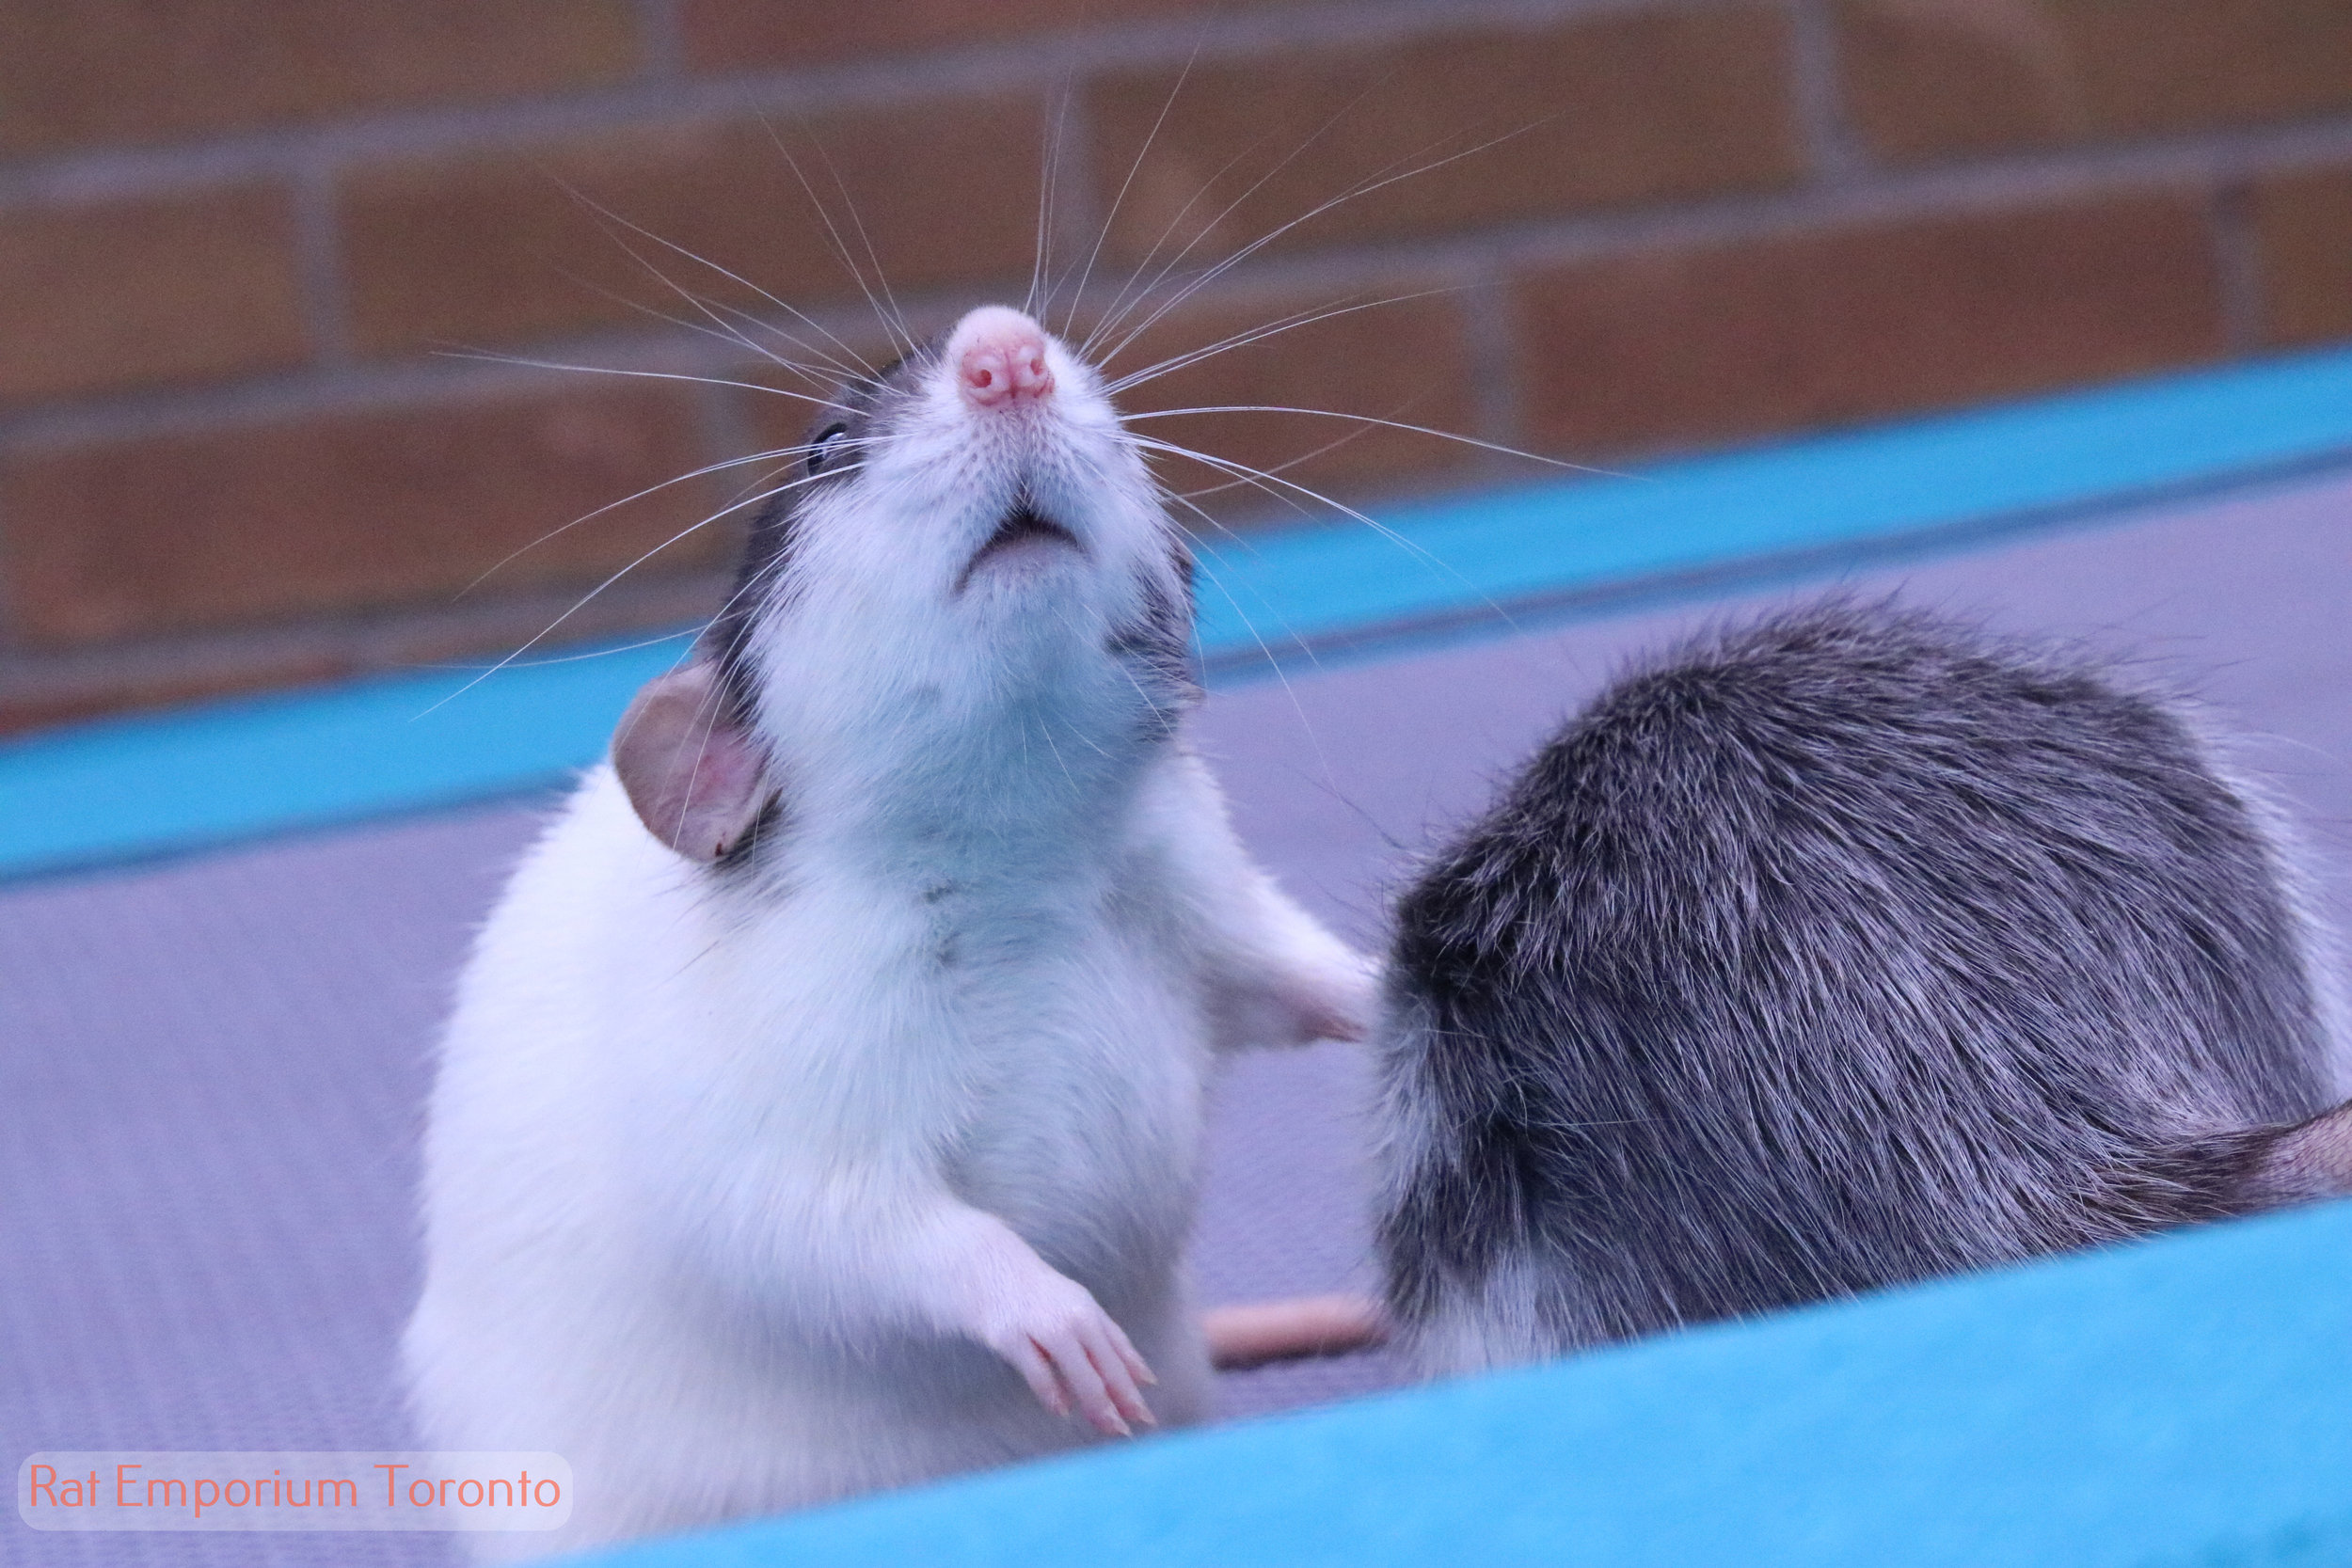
[[634, 0, 687, 83], [1786, 0, 1868, 185], [0, 0, 1860, 208], [2209, 181, 2269, 356], [290, 150, 355, 370]]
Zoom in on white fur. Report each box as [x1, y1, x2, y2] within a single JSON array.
[[404, 313, 1375, 1562]]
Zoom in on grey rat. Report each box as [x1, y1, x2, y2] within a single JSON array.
[[1373, 600, 2352, 1372]]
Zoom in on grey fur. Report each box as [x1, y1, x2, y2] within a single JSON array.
[[1374, 600, 2352, 1374]]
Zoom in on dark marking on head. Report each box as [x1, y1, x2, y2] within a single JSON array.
[[709, 788, 787, 877], [1108, 543, 1200, 735], [703, 344, 941, 724]]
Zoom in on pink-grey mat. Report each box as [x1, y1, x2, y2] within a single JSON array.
[[7, 469, 2350, 1567]]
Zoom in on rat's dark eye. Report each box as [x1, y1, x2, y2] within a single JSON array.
[[806, 422, 850, 476]]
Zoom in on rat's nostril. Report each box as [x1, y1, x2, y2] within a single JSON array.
[[954, 314, 1056, 408]]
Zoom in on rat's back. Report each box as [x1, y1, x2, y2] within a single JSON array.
[[1375, 601, 2351, 1374]]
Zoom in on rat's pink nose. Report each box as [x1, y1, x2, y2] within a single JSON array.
[[951, 307, 1056, 409]]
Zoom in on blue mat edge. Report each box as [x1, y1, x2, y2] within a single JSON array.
[[7, 345, 2352, 879], [564, 1200, 2352, 1568]]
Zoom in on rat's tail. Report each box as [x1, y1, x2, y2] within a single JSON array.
[[2245, 1097, 2352, 1202], [2122, 1098, 2352, 1225], [1202, 1294, 1386, 1370]]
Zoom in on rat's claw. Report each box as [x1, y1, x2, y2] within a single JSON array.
[[1049, 1328, 1130, 1436], [1099, 1313, 1157, 1386], [977, 1268, 1158, 1436], [1005, 1337, 1068, 1417], [1083, 1324, 1155, 1430]]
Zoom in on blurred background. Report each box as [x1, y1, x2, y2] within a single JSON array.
[[7, 14, 2352, 1563], [2, 0, 2349, 736]]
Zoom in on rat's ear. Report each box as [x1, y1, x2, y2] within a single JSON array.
[[612, 661, 774, 863]]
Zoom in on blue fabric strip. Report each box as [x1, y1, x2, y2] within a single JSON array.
[[569, 1200, 2352, 1568], [7, 347, 2352, 879], [1188, 345, 2352, 660]]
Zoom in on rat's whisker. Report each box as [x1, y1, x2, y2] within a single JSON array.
[[762, 119, 914, 360], [431, 627, 703, 672], [1127, 406, 1629, 479], [1130, 433, 1397, 537], [1058, 43, 1200, 344], [1135, 432, 1527, 644], [548, 254, 866, 404], [1097, 118, 1549, 373], [811, 135, 915, 355], [539, 258, 831, 384], [1103, 114, 1555, 370], [1102, 290, 1381, 393], [675, 286, 873, 388], [1080, 81, 1390, 362], [680, 480, 817, 664], [1030, 58, 1085, 325], [1025, 83, 1057, 318], [447, 434, 879, 600], [671, 485, 807, 668], [1172, 409, 1391, 500], [1123, 433, 1498, 612], [1158, 488, 1334, 766], [437, 352, 837, 410], [598, 257, 861, 388], [1102, 287, 1462, 396], [1143, 438, 1327, 534], [551, 178, 872, 381], [421, 469, 835, 716], [1074, 131, 1279, 364]]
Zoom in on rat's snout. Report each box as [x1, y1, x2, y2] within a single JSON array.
[[950, 306, 1056, 410]]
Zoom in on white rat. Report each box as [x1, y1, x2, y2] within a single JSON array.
[[403, 306, 1379, 1562]]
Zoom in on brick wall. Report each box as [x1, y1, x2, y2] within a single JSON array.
[[4, 0, 2349, 735]]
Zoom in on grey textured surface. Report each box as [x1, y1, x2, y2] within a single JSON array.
[[6, 469, 2349, 1565]]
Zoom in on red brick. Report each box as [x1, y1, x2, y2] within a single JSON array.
[[0, 385, 724, 646], [1100, 285, 1480, 508], [682, 0, 1309, 72], [0, 0, 641, 156], [339, 103, 1047, 357], [0, 187, 310, 406], [1513, 192, 2225, 459], [1837, 0, 2352, 164], [1087, 9, 1801, 266], [2252, 163, 2352, 347]]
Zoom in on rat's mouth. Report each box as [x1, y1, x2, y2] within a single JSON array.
[[956, 503, 1083, 593]]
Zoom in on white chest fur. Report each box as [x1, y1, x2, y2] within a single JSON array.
[[405, 737, 1368, 1563]]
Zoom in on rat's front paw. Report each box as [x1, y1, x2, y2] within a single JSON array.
[[1272, 950, 1382, 1044], [974, 1272, 1158, 1436]]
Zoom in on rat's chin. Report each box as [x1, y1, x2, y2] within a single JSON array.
[[955, 505, 1085, 594]]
